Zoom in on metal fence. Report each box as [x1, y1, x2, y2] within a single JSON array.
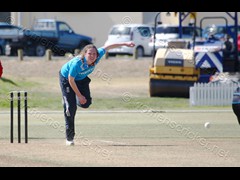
[[190, 82, 239, 106]]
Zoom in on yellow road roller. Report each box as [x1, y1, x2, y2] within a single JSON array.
[[149, 47, 200, 97]]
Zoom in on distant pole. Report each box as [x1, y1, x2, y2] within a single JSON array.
[[46, 49, 52, 61], [152, 12, 161, 67], [17, 12, 22, 27], [18, 49, 23, 61]]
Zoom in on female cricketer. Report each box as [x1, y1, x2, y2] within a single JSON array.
[[59, 41, 135, 146]]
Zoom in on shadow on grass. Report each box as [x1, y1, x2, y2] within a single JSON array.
[[0, 77, 18, 86]]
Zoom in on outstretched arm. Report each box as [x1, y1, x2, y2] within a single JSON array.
[[102, 41, 135, 51]]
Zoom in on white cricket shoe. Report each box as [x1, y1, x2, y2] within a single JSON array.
[[66, 140, 75, 146]]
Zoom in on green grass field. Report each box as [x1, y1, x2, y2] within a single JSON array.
[[0, 58, 239, 167], [0, 75, 232, 111], [0, 111, 240, 166]]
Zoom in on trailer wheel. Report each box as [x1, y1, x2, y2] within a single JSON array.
[[36, 45, 46, 57], [134, 47, 144, 59]]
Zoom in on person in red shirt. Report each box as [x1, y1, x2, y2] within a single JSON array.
[[0, 60, 3, 78]]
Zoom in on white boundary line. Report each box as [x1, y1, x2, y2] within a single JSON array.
[[94, 139, 127, 145], [0, 109, 233, 114]]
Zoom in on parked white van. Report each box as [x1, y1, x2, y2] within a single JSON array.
[[104, 24, 154, 59]]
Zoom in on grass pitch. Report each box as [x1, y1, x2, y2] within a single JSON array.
[[0, 110, 240, 167]]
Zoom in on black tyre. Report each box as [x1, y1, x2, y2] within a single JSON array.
[[0, 47, 3, 55], [134, 47, 144, 59], [150, 78, 193, 98], [35, 45, 46, 57], [105, 53, 116, 59]]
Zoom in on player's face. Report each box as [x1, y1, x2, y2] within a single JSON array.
[[86, 48, 98, 65]]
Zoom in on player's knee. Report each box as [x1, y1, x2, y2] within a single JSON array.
[[81, 101, 92, 109], [77, 99, 92, 109]]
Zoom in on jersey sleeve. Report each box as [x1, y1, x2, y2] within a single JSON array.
[[95, 48, 106, 64], [68, 61, 79, 78]]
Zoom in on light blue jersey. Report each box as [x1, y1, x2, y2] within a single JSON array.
[[60, 48, 105, 80]]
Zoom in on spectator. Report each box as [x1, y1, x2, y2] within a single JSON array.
[[223, 34, 234, 58]]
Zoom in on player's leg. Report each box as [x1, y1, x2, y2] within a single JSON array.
[[59, 72, 77, 141], [76, 77, 92, 109], [232, 104, 240, 125]]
